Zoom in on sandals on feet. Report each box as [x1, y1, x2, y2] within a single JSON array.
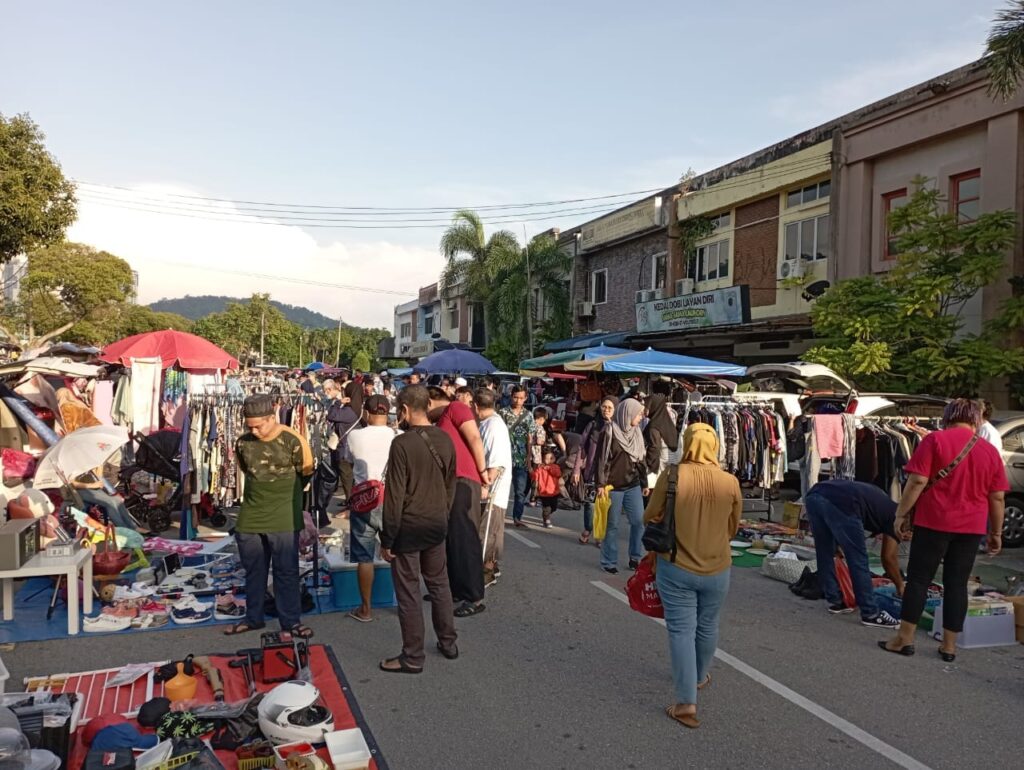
[[379, 656, 422, 674], [666, 705, 700, 729], [288, 624, 314, 639], [697, 674, 711, 691], [436, 642, 459, 660], [877, 640, 915, 656], [578, 532, 591, 544], [454, 602, 486, 618], [347, 610, 374, 623], [223, 621, 265, 636]]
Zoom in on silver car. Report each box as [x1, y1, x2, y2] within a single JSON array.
[[992, 413, 1024, 548]]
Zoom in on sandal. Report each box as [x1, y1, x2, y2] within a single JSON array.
[[436, 642, 459, 660], [877, 640, 915, 656], [347, 610, 374, 623], [223, 621, 265, 636], [379, 656, 422, 675], [578, 532, 591, 544], [666, 705, 700, 729], [288, 624, 314, 639], [697, 674, 711, 691], [454, 602, 486, 618]]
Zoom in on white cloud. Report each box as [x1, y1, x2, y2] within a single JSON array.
[[67, 184, 444, 329], [769, 42, 985, 128]]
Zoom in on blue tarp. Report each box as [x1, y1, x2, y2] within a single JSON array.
[[585, 347, 747, 376], [543, 331, 632, 352], [413, 349, 496, 375]]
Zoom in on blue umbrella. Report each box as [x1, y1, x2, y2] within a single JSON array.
[[413, 349, 496, 375], [305, 362, 326, 371]]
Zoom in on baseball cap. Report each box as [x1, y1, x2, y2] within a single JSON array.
[[364, 395, 390, 415], [454, 377, 468, 387]]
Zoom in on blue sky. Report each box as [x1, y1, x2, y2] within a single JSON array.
[[0, 1, 1000, 327]]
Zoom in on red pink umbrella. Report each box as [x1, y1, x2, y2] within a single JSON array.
[[101, 330, 239, 371]]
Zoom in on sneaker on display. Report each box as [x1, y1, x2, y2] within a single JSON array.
[[862, 611, 900, 629], [828, 603, 855, 615]]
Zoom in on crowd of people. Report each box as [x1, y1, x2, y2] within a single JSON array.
[[227, 370, 1010, 729]]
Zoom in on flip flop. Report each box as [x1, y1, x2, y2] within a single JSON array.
[[223, 621, 265, 636], [288, 624, 315, 639], [379, 656, 422, 675], [347, 610, 374, 623], [666, 705, 700, 729]]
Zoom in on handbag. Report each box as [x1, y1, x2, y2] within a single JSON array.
[[642, 464, 678, 558], [903, 433, 980, 534], [93, 525, 130, 576], [1, 448, 36, 484], [350, 477, 385, 515], [626, 557, 664, 618]]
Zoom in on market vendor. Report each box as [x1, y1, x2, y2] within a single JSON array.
[[226, 394, 314, 639], [804, 479, 905, 628], [72, 472, 137, 531]]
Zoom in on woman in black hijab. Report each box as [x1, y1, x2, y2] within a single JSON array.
[[572, 396, 618, 544], [326, 380, 364, 504], [644, 394, 680, 479]]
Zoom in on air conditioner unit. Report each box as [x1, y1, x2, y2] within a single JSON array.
[[675, 278, 695, 296], [634, 290, 647, 304], [778, 259, 803, 280], [651, 288, 665, 300], [577, 301, 595, 317]]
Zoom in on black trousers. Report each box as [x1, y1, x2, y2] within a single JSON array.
[[447, 478, 484, 604], [901, 525, 982, 633]]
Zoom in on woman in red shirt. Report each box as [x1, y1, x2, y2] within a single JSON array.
[[880, 399, 1008, 662]]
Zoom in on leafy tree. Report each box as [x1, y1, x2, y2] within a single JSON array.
[[351, 350, 372, 373], [487, 234, 572, 367], [1, 242, 134, 348], [192, 293, 298, 367], [439, 210, 520, 343], [0, 114, 77, 262], [987, 1, 1024, 100], [806, 178, 1024, 396]]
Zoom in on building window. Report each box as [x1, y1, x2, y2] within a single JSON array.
[[882, 189, 908, 259], [696, 239, 730, 282], [786, 179, 831, 208], [651, 252, 667, 290], [423, 314, 434, 335], [784, 214, 831, 263], [951, 170, 980, 223], [399, 322, 411, 338], [448, 302, 459, 330], [591, 269, 608, 304], [708, 212, 731, 231]]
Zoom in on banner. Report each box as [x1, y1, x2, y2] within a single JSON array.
[[635, 285, 749, 334]]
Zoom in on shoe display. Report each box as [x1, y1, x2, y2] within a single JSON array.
[[214, 596, 247, 621], [828, 603, 855, 615], [84, 614, 132, 633], [171, 606, 213, 625], [862, 611, 900, 629]]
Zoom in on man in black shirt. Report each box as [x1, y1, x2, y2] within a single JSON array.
[[379, 385, 458, 674], [805, 479, 906, 629]]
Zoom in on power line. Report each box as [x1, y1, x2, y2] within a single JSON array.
[[74, 180, 666, 213]]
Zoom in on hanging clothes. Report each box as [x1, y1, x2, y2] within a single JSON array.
[[130, 357, 162, 435], [111, 374, 133, 426], [92, 380, 115, 426]]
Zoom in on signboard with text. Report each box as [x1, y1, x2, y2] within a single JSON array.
[[401, 340, 434, 358], [635, 285, 750, 334], [580, 198, 662, 250]]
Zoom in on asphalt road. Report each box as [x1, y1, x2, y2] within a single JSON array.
[[6, 504, 1024, 769]]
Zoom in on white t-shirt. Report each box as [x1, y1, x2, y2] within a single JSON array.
[[345, 425, 400, 484], [979, 421, 1002, 453], [480, 414, 513, 507]]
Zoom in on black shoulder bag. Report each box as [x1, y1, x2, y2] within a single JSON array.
[[642, 464, 678, 560]]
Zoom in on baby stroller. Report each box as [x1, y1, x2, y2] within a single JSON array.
[[117, 430, 227, 533]]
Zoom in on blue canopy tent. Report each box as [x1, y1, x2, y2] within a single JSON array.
[[304, 361, 326, 371], [567, 347, 747, 376], [413, 349, 496, 375]]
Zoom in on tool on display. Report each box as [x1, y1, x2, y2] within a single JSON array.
[[260, 631, 309, 684]]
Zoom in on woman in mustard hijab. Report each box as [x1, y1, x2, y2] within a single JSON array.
[[643, 423, 742, 729]]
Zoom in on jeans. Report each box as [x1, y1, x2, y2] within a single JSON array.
[[805, 493, 878, 618], [77, 488, 136, 530], [511, 466, 530, 522], [582, 501, 594, 533], [656, 558, 730, 705], [902, 526, 981, 632], [236, 531, 301, 630], [600, 484, 644, 568]]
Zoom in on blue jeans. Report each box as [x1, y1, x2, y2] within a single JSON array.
[[600, 484, 644, 568], [236, 531, 302, 630], [805, 493, 878, 619], [656, 559, 730, 705], [350, 507, 382, 563], [77, 488, 136, 530], [582, 501, 594, 533], [511, 466, 530, 522]]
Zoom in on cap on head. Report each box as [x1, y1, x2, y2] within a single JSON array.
[[243, 394, 274, 419], [364, 395, 390, 415], [454, 377, 468, 387]]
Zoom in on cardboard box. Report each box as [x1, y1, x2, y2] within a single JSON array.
[[782, 501, 802, 530], [1004, 596, 1024, 643]]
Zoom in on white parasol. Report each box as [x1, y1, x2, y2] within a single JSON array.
[[32, 425, 130, 489]]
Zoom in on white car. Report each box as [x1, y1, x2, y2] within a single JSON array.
[[990, 412, 1024, 548]]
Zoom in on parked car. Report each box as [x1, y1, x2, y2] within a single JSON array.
[[990, 412, 1024, 548]]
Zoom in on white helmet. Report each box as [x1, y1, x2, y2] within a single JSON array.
[[257, 681, 334, 745]]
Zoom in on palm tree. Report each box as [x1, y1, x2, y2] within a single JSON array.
[[439, 210, 520, 345], [987, 1, 1024, 99], [488, 234, 572, 364]]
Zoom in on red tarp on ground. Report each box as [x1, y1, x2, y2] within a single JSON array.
[[66, 644, 384, 769]]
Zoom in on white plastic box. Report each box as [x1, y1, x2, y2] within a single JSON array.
[[0, 652, 8, 693], [326, 728, 372, 770], [932, 602, 1017, 648]]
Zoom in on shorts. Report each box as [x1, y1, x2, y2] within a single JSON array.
[[350, 506, 382, 563]]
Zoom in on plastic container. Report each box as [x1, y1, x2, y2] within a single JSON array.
[[330, 561, 396, 610], [0, 653, 8, 694], [932, 602, 1017, 648], [325, 729, 372, 770], [873, 586, 940, 621]]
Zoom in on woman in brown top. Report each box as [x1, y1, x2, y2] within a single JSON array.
[[643, 423, 742, 729]]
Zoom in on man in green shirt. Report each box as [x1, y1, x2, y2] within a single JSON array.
[[225, 394, 314, 638]]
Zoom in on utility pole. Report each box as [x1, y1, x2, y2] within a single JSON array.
[[524, 223, 534, 358], [298, 332, 303, 369], [335, 317, 342, 366], [260, 311, 265, 366]]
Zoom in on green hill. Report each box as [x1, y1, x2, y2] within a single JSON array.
[[149, 295, 341, 328]]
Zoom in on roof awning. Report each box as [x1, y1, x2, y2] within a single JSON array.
[[566, 347, 747, 376], [542, 331, 632, 352], [519, 344, 630, 373]]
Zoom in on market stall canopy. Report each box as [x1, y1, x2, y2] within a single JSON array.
[[413, 349, 496, 375], [33, 424, 130, 489], [0, 357, 101, 379], [101, 330, 240, 371], [305, 362, 326, 371], [543, 331, 632, 353], [566, 347, 747, 376], [519, 344, 631, 373]]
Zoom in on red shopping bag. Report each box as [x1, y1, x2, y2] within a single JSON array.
[[834, 555, 857, 609], [626, 558, 664, 618]]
